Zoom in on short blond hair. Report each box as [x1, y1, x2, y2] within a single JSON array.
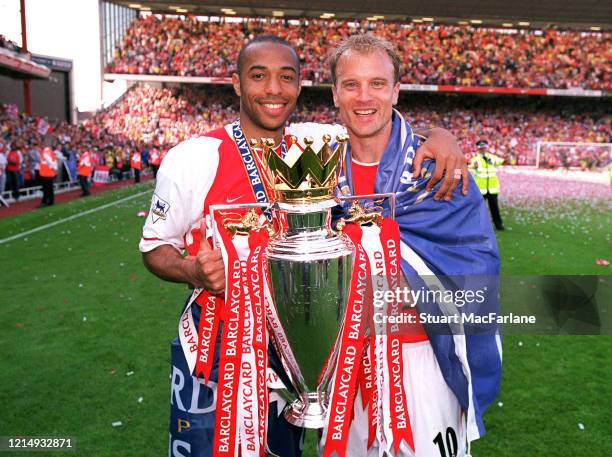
[[328, 34, 401, 85]]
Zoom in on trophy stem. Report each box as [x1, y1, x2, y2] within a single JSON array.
[[267, 198, 353, 431], [284, 393, 327, 429]]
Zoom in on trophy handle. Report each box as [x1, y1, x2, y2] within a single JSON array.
[[336, 193, 396, 230], [208, 202, 272, 246]]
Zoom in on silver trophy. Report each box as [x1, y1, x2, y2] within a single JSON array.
[[261, 135, 387, 429], [211, 135, 386, 429]]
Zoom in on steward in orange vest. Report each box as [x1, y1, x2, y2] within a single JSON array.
[[131, 151, 142, 183], [149, 148, 161, 178], [77, 150, 93, 196], [39, 147, 57, 207]]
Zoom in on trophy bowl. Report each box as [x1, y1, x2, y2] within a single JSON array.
[[267, 198, 353, 428]]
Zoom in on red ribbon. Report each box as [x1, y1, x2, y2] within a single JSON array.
[[380, 219, 414, 453], [194, 291, 220, 382], [185, 228, 220, 383], [213, 222, 244, 457], [358, 339, 378, 449], [323, 224, 369, 457], [247, 230, 270, 456]]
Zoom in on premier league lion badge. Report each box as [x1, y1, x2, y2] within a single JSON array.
[[151, 194, 170, 223]]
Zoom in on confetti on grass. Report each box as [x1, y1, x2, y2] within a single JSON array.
[[112, 421, 122, 427], [499, 170, 611, 204]]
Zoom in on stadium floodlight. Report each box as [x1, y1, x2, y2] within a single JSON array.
[[128, 3, 142, 8], [590, 26, 601, 31], [470, 19, 482, 24], [458, 21, 469, 25], [502, 23, 514, 27], [320, 12, 335, 18], [518, 21, 530, 26], [412, 18, 423, 23], [535, 141, 612, 169], [422, 17, 434, 22], [272, 11, 284, 17]]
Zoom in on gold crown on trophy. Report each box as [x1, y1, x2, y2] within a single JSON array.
[[251, 134, 349, 203]]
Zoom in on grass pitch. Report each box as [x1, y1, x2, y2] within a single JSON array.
[[0, 183, 610, 456]]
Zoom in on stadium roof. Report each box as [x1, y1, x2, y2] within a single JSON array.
[[111, 0, 610, 30]]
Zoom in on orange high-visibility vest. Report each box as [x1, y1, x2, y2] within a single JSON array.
[[39, 148, 57, 178], [77, 151, 93, 177], [131, 152, 142, 170]]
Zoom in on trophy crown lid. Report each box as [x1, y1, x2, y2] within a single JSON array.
[[256, 133, 349, 203]]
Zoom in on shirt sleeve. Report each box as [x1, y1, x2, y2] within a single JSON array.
[[139, 136, 221, 253]]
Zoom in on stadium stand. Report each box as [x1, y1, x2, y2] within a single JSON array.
[[92, 85, 612, 167], [0, 101, 145, 200], [2, 13, 610, 204], [105, 16, 611, 90], [3, 83, 609, 196]]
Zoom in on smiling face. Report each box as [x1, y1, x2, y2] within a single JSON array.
[[332, 48, 400, 143], [232, 42, 300, 142]]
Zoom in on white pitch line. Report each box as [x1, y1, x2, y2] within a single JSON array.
[[0, 189, 151, 245]]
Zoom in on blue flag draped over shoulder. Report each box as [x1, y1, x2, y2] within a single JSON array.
[[341, 110, 502, 443]]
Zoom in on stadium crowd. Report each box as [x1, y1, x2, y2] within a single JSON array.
[[106, 16, 611, 90], [92, 85, 235, 146], [0, 102, 147, 199], [2, 84, 610, 199], [90, 85, 612, 168], [0, 34, 23, 53]]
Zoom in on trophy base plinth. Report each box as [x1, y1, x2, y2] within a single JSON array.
[[284, 394, 326, 429]]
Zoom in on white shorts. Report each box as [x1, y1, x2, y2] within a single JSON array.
[[344, 340, 466, 457]]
